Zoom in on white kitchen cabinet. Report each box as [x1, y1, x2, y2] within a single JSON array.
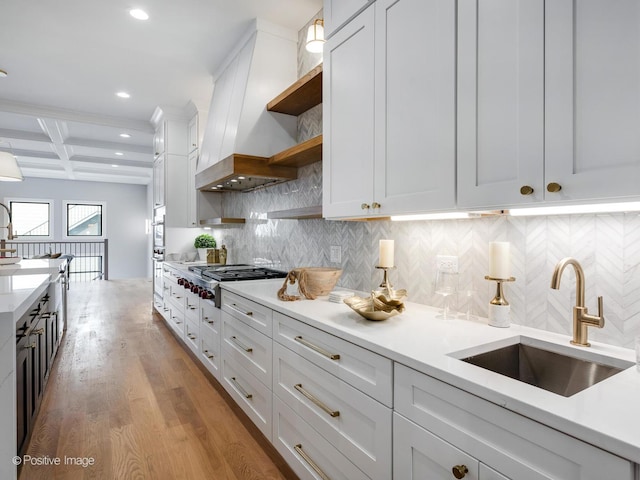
[[199, 300, 221, 380], [273, 397, 370, 480], [187, 150, 198, 227], [373, 0, 456, 215], [545, 0, 640, 202], [324, 0, 456, 219], [324, 0, 371, 38], [273, 342, 392, 480], [457, 0, 544, 209], [394, 363, 634, 480], [323, 5, 375, 219], [222, 312, 272, 387], [152, 155, 165, 208], [458, 0, 640, 210], [153, 120, 165, 157], [188, 113, 198, 153]]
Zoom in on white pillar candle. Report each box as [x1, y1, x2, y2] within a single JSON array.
[[379, 239, 395, 268], [489, 241, 510, 279]]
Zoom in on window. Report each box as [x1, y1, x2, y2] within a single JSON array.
[[9, 200, 52, 237], [65, 202, 105, 237]]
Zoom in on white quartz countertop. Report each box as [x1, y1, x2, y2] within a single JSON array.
[[221, 279, 640, 463], [0, 274, 50, 322], [0, 258, 66, 276]]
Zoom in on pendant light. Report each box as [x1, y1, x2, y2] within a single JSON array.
[[0, 150, 23, 182], [306, 19, 325, 53]]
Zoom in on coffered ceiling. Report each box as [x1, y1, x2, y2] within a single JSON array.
[[0, 0, 322, 185]]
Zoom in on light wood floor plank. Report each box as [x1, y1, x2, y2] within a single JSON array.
[[19, 279, 296, 480]]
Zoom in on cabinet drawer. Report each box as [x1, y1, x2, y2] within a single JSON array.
[[221, 290, 272, 337], [167, 309, 184, 337], [222, 313, 272, 387], [394, 364, 634, 480], [184, 290, 199, 319], [184, 317, 199, 354], [273, 396, 369, 480], [394, 412, 479, 480], [200, 301, 220, 345], [222, 356, 272, 440], [274, 311, 392, 406], [274, 342, 391, 480], [200, 336, 221, 380]]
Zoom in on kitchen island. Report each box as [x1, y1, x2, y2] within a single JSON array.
[[219, 278, 639, 479], [0, 261, 68, 480]]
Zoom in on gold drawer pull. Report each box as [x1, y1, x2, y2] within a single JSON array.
[[230, 377, 252, 399], [205, 318, 214, 324], [361, 203, 370, 210], [294, 336, 340, 360], [452, 465, 469, 479], [32, 328, 45, 336], [294, 384, 340, 418], [187, 333, 196, 340], [203, 350, 214, 359], [520, 185, 534, 195], [294, 444, 330, 480], [231, 303, 253, 316], [371, 202, 381, 209], [230, 336, 253, 353], [188, 305, 197, 310]]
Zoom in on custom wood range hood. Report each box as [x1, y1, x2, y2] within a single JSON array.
[[195, 153, 297, 192]]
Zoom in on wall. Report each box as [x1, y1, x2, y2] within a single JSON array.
[[1, 177, 149, 279], [209, 12, 640, 350]]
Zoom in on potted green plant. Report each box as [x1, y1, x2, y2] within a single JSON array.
[[194, 233, 216, 261]]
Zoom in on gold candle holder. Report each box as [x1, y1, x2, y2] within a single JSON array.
[[484, 275, 515, 327], [376, 265, 395, 297]]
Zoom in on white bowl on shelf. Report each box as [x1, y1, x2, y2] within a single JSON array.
[[0, 257, 21, 265]]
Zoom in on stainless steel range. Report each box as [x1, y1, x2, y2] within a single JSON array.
[[184, 264, 288, 307]]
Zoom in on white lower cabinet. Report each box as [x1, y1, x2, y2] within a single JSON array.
[[273, 342, 392, 480], [222, 356, 272, 440], [199, 300, 221, 380], [273, 396, 369, 480], [394, 364, 634, 480]]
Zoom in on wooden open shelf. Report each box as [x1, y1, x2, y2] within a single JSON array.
[[267, 205, 322, 220], [268, 135, 322, 168], [267, 64, 323, 116]]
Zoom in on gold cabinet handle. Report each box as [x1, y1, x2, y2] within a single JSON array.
[[520, 185, 534, 195], [294, 444, 330, 480], [230, 336, 253, 353], [294, 384, 340, 417], [230, 377, 252, 399], [204, 318, 214, 324], [188, 305, 197, 310], [231, 303, 253, 316], [371, 202, 381, 209], [452, 465, 469, 479], [203, 349, 214, 359], [361, 203, 370, 210], [32, 328, 45, 336], [294, 336, 340, 360], [187, 333, 196, 340], [547, 182, 562, 193]]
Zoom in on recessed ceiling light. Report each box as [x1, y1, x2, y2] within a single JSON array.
[[129, 9, 149, 20], [115, 152, 124, 156], [116, 91, 130, 99], [119, 133, 131, 138], [0, 69, 7, 78]]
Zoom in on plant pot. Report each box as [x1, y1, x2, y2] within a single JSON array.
[[197, 248, 209, 261]]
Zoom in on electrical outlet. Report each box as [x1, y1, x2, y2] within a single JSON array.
[[436, 255, 458, 272], [330, 245, 342, 263]]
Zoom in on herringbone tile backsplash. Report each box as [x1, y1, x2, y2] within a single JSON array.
[[211, 11, 640, 349]]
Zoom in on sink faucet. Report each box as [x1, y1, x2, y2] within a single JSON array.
[[550, 257, 604, 347], [0, 202, 17, 240]]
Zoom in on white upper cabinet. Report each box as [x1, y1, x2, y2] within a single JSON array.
[[324, 0, 456, 219], [324, 0, 371, 38], [323, 6, 375, 218], [188, 114, 198, 153], [457, 0, 544, 209], [545, 0, 640, 202], [374, 0, 456, 215]]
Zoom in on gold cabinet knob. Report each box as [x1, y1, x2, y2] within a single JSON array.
[[547, 182, 562, 193], [520, 185, 534, 195], [452, 465, 469, 479], [361, 203, 370, 210], [371, 202, 381, 209]]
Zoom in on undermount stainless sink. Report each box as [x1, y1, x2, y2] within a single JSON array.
[[461, 342, 634, 397]]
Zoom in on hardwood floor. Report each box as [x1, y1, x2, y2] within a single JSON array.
[[20, 279, 296, 480]]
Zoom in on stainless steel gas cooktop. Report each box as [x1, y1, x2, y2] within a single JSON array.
[[188, 264, 287, 282]]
